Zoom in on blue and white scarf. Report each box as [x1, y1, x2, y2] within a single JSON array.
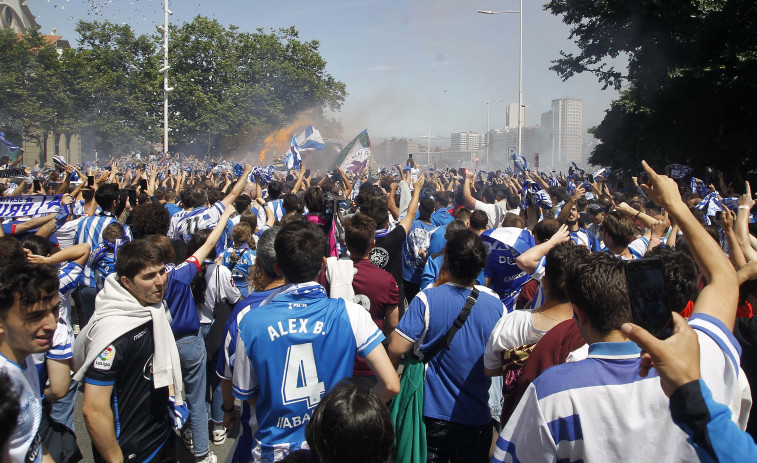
[[696, 192, 723, 217], [520, 180, 553, 210]]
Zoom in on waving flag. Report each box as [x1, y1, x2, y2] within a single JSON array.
[[0, 133, 20, 154], [333, 130, 371, 174], [285, 135, 302, 170], [295, 125, 325, 151]]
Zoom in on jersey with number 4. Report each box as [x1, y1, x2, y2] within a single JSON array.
[[232, 289, 384, 461]]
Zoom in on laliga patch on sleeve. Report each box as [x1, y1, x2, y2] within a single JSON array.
[[93, 345, 116, 370]]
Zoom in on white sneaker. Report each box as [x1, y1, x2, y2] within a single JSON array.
[[196, 452, 217, 463], [182, 427, 193, 452], [212, 427, 227, 446]]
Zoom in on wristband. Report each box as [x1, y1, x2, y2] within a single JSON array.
[[635, 211, 641, 219], [739, 205, 752, 210], [221, 403, 235, 413]]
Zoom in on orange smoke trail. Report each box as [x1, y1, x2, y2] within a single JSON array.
[[258, 110, 315, 166]]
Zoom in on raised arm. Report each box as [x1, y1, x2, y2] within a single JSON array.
[[640, 161, 738, 331], [190, 206, 235, 263], [463, 172, 477, 209], [556, 186, 585, 224], [398, 175, 426, 234], [221, 164, 252, 207], [721, 209, 746, 269], [516, 224, 570, 274], [734, 182, 757, 262]]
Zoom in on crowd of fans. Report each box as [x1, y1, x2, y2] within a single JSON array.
[[0, 151, 756, 463]]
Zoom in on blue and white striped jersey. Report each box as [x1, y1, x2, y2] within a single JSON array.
[[232, 283, 384, 462], [58, 261, 83, 327], [256, 199, 285, 225], [75, 214, 133, 287], [569, 227, 602, 252], [493, 313, 743, 463]]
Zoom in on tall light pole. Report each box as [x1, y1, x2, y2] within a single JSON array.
[[159, 0, 174, 155], [417, 125, 439, 167], [477, 2, 523, 162], [485, 98, 505, 167]]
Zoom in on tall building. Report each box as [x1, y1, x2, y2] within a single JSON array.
[[371, 137, 420, 167], [451, 132, 485, 151], [505, 103, 526, 130], [550, 97, 583, 167]]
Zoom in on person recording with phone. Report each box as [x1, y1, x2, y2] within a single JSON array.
[[622, 312, 757, 463], [493, 161, 746, 463]]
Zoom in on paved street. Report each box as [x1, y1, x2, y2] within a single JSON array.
[[72, 385, 239, 462]]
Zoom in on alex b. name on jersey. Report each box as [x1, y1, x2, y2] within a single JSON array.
[[267, 318, 326, 342]]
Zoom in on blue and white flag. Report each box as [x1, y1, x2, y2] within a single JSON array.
[[295, 125, 325, 151], [567, 179, 576, 195], [0, 194, 62, 218], [515, 155, 528, 173], [690, 178, 708, 197], [696, 192, 723, 217], [285, 134, 302, 170], [547, 177, 559, 188], [0, 132, 20, 154], [592, 167, 610, 179]]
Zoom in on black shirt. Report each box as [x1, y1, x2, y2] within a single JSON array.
[[85, 323, 171, 462], [370, 225, 407, 306]]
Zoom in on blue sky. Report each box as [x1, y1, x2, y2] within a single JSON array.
[[34, 0, 622, 144]]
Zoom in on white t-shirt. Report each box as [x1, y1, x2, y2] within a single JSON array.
[[0, 354, 43, 463], [474, 200, 508, 229], [483, 309, 548, 371], [199, 263, 241, 325]]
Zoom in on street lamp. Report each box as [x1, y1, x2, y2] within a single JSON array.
[[485, 98, 505, 167], [477, 2, 523, 163], [160, 0, 174, 156]]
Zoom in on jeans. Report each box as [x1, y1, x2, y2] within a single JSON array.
[[176, 331, 209, 457], [200, 323, 224, 424], [50, 380, 78, 431], [79, 286, 98, 326]]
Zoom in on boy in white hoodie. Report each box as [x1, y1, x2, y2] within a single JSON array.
[[75, 240, 183, 463]]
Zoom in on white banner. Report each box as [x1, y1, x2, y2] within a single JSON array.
[[0, 194, 62, 218]]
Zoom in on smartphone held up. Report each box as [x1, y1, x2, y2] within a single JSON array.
[[624, 258, 674, 339]]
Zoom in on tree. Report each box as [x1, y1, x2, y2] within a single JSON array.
[[546, 0, 757, 175], [167, 17, 347, 154], [0, 28, 70, 160], [67, 21, 162, 155]]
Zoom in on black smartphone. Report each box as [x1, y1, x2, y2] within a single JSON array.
[[87, 175, 95, 186], [305, 169, 311, 178], [33, 179, 41, 192], [625, 258, 674, 339], [139, 179, 148, 191], [128, 189, 137, 205]]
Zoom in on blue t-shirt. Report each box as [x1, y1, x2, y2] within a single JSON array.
[[426, 225, 448, 257], [164, 203, 182, 218], [402, 220, 436, 284], [480, 227, 534, 311], [421, 254, 485, 291], [164, 257, 202, 336], [396, 283, 504, 425], [430, 207, 454, 227], [232, 284, 384, 459]]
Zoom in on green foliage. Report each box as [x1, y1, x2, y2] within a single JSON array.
[[545, 0, 757, 175], [0, 17, 347, 157]]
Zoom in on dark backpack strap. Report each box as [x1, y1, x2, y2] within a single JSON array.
[[423, 287, 480, 363]]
